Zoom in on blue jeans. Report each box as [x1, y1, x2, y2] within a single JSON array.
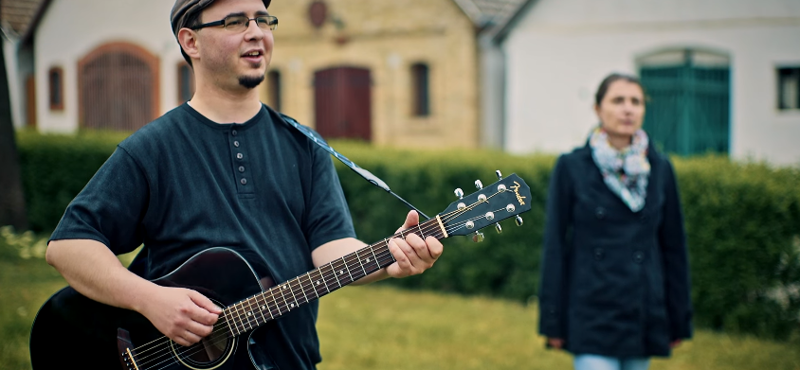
[[574, 354, 650, 370]]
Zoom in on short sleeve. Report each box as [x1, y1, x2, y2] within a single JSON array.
[[49, 147, 149, 255], [302, 144, 357, 251]]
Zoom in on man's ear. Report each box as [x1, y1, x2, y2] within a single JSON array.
[[177, 28, 200, 60]]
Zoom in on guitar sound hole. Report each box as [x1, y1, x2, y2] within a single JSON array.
[[174, 329, 234, 368]]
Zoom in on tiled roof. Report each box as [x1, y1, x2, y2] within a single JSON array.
[[0, 0, 45, 36]]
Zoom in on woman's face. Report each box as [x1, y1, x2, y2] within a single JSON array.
[[595, 80, 645, 139]]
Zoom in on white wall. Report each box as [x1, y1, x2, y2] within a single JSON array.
[[479, 35, 506, 149], [34, 0, 185, 133], [503, 0, 800, 166], [2, 31, 25, 129]]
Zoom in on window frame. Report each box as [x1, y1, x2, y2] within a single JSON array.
[[48, 66, 64, 111], [777, 66, 800, 111], [410, 62, 430, 117]]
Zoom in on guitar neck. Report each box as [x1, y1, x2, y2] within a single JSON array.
[[222, 217, 447, 336]]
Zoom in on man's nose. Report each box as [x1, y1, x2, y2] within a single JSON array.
[[244, 20, 264, 40]]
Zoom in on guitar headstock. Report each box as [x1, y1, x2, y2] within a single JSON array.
[[437, 171, 532, 240]]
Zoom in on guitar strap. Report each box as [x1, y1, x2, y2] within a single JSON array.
[[266, 105, 430, 220]]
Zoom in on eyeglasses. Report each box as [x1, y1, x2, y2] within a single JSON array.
[[191, 15, 278, 33]]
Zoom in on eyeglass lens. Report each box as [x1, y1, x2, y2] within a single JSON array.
[[224, 16, 277, 31]]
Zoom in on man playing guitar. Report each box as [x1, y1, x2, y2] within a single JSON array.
[[43, 0, 444, 369]]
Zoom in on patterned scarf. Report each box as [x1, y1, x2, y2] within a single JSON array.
[[589, 127, 651, 212]]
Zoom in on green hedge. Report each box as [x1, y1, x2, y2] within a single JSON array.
[[16, 131, 800, 340], [16, 131, 130, 232]]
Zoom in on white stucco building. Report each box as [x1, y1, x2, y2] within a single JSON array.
[[496, 0, 800, 166], [31, 0, 184, 133]]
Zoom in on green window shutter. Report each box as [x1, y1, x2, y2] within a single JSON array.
[[639, 49, 730, 156]]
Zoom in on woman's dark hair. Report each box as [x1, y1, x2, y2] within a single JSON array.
[[594, 73, 645, 106]]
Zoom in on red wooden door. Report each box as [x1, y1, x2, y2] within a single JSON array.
[[78, 43, 159, 132], [313, 67, 371, 141]]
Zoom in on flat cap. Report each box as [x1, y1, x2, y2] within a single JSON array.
[[171, 0, 272, 36]]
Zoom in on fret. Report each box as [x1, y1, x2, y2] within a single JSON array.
[[229, 302, 241, 335], [222, 309, 236, 337], [305, 272, 320, 300], [356, 249, 368, 277], [263, 293, 275, 320], [318, 266, 332, 294], [277, 284, 291, 313], [243, 296, 258, 328], [254, 294, 269, 323], [268, 287, 280, 317], [382, 238, 397, 264], [286, 279, 300, 308], [297, 276, 310, 304], [246, 298, 259, 329], [281, 285, 297, 312], [417, 224, 425, 239], [342, 257, 355, 283], [369, 245, 380, 271], [330, 260, 342, 288], [253, 297, 263, 325], [283, 283, 297, 311], [233, 301, 250, 333]]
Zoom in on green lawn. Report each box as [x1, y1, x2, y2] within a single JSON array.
[[317, 286, 800, 370], [2, 239, 798, 370]]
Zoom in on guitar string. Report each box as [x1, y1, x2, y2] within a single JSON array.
[[134, 222, 446, 370], [129, 205, 470, 360], [138, 212, 500, 370], [131, 199, 506, 370], [139, 245, 399, 370], [131, 198, 509, 369], [131, 199, 511, 369], [139, 230, 423, 370]]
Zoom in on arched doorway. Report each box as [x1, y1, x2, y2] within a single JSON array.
[[638, 48, 731, 156], [78, 42, 159, 131], [313, 66, 372, 141]]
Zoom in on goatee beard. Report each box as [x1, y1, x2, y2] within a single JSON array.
[[239, 74, 265, 89]]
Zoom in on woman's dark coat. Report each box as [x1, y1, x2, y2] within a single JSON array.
[[538, 143, 693, 357]]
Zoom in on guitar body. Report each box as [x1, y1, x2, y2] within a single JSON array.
[[30, 247, 265, 370]]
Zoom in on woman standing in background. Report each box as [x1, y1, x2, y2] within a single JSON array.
[[537, 73, 693, 370]]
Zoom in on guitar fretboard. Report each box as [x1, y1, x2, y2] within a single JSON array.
[[222, 217, 445, 336]]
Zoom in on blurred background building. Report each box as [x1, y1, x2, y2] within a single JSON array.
[[2, 0, 799, 164], [499, 0, 800, 165]]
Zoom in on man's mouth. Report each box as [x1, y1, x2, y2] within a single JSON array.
[[242, 50, 264, 61]]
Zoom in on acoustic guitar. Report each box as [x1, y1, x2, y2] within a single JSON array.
[[29, 173, 531, 370]]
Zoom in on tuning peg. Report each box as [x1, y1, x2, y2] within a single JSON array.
[[515, 215, 524, 227], [454, 188, 464, 199], [495, 170, 503, 180], [472, 231, 485, 243], [495, 223, 503, 234], [475, 180, 483, 190]]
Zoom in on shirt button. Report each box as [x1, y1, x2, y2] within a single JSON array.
[[241, 178, 247, 185], [232, 129, 238, 136], [236, 153, 243, 160], [595, 207, 606, 219], [238, 166, 245, 173], [633, 251, 644, 264], [594, 248, 604, 261], [234, 141, 240, 147]]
